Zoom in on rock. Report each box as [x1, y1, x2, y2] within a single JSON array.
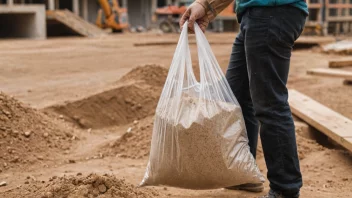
[[41, 192, 53, 198], [98, 184, 107, 193], [87, 128, 92, 133], [59, 115, 64, 119], [133, 120, 139, 125], [24, 131, 31, 138], [24, 181, 29, 184], [92, 188, 100, 196], [0, 181, 7, 187], [163, 187, 168, 190], [68, 159, 76, 164], [37, 156, 44, 160], [11, 156, 20, 163], [126, 127, 132, 133], [43, 133, 49, 138], [77, 172, 82, 176], [3, 162, 7, 167]]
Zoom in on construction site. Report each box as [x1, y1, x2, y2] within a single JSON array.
[[0, 0, 352, 198]]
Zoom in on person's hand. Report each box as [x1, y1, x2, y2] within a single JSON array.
[[179, 2, 209, 33]]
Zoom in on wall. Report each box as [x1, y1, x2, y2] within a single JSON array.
[[127, 0, 152, 28], [87, 0, 98, 24], [0, 5, 46, 39]]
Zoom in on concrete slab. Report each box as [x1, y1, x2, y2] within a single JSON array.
[[0, 5, 46, 39]]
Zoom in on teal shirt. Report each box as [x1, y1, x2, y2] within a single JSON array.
[[235, 0, 308, 22]]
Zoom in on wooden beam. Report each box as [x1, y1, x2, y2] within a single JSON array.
[[288, 90, 352, 153], [329, 59, 352, 68], [307, 68, 352, 80]]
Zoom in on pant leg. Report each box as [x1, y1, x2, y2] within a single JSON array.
[[242, 6, 306, 195], [225, 29, 259, 159]]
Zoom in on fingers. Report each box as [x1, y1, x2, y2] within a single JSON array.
[[188, 15, 196, 32], [199, 25, 206, 33], [198, 19, 208, 33], [179, 9, 190, 30]]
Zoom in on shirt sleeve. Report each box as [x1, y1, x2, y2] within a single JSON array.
[[195, 0, 234, 21]]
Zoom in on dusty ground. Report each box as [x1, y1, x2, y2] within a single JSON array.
[[0, 33, 351, 198]]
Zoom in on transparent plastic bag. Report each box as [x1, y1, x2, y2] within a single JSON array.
[[140, 22, 264, 189]]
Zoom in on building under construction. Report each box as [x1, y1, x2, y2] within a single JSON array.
[[0, 0, 351, 39]]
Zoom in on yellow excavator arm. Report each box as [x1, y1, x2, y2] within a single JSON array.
[[96, 0, 129, 32]]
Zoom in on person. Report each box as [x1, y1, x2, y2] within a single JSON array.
[[180, 0, 308, 198]]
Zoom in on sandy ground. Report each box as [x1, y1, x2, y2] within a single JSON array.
[[0, 33, 352, 198]]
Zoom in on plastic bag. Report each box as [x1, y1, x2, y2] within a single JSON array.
[[140, 22, 264, 189]]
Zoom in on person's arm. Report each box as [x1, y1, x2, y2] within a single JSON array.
[[180, 0, 233, 33], [196, 0, 234, 21]]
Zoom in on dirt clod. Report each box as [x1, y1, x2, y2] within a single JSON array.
[[0, 181, 7, 187]]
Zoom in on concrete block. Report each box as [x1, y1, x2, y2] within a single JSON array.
[[0, 5, 46, 39]]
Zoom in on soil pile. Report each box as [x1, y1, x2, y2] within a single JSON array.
[[119, 64, 168, 87], [102, 117, 153, 159], [0, 92, 76, 170], [47, 64, 168, 129], [3, 173, 158, 198]]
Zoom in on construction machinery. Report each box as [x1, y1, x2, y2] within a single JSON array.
[[96, 0, 128, 32]]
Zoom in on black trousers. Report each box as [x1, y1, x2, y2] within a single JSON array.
[[225, 5, 306, 196]]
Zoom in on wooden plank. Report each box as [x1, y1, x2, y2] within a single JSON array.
[[307, 68, 352, 80], [329, 59, 352, 68], [296, 36, 335, 45], [288, 90, 352, 152]]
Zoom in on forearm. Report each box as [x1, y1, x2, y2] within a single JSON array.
[[196, 0, 234, 21]]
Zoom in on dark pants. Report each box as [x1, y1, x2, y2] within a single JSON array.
[[226, 6, 306, 196]]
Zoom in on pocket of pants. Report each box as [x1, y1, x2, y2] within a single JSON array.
[[278, 9, 306, 48]]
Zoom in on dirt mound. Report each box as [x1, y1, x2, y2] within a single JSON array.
[[119, 64, 168, 87], [3, 173, 158, 198], [47, 65, 168, 129], [0, 92, 77, 170], [102, 117, 153, 159]]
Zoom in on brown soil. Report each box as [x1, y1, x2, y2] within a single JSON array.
[[46, 65, 167, 129], [119, 64, 168, 87], [0, 92, 77, 171], [101, 116, 154, 159], [4, 173, 158, 198]]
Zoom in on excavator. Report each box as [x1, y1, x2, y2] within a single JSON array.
[[96, 0, 129, 32]]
